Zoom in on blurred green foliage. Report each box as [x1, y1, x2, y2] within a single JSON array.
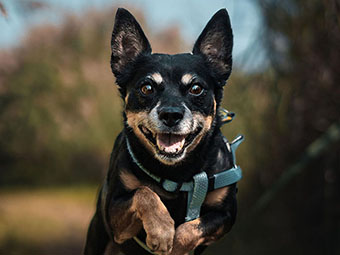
[[0, 11, 124, 186]]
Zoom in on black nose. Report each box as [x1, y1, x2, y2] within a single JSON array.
[[158, 107, 184, 127]]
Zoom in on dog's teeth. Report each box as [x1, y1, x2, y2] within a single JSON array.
[[141, 126, 148, 134]]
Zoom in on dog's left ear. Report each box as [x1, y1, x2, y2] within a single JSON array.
[[111, 8, 152, 77], [193, 9, 233, 83]]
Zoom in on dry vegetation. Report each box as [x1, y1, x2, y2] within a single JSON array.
[[0, 186, 97, 254]]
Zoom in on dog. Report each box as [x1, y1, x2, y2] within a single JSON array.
[[84, 8, 243, 255]]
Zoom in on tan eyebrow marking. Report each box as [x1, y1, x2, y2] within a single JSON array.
[[150, 72, 163, 84], [181, 73, 194, 85]]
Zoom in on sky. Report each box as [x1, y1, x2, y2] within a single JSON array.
[[0, 0, 265, 70]]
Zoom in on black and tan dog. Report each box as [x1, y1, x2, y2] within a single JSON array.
[[85, 8, 243, 255]]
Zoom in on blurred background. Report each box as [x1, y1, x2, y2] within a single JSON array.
[[0, 0, 339, 254]]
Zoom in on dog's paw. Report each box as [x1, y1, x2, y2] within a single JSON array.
[[169, 220, 203, 255], [144, 212, 175, 255], [133, 187, 175, 254]]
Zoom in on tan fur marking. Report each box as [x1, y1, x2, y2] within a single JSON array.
[[214, 226, 224, 237], [177, 219, 204, 245], [186, 114, 213, 154], [119, 170, 142, 190], [181, 73, 194, 85], [170, 219, 204, 255], [151, 72, 163, 84], [111, 201, 142, 244], [204, 226, 225, 245], [124, 92, 129, 105], [213, 98, 217, 115], [126, 111, 155, 153], [205, 115, 214, 129], [204, 186, 230, 207]]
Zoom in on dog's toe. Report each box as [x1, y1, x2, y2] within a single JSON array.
[[145, 224, 174, 254], [146, 231, 174, 255]]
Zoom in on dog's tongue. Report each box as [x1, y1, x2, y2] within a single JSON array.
[[156, 133, 186, 154]]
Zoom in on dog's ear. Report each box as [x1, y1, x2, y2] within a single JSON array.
[[111, 8, 151, 77], [193, 9, 233, 83]]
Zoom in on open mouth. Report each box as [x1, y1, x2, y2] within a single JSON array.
[[139, 125, 202, 157]]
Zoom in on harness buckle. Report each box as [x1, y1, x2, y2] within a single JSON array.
[[161, 179, 183, 193]]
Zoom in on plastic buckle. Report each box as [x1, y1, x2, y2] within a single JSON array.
[[161, 179, 182, 193], [219, 108, 235, 125]]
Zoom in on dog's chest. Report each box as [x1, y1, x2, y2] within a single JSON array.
[[159, 191, 189, 227]]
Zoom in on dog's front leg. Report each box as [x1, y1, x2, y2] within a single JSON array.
[[170, 211, 232, 255], [109, 186, 175, 254]]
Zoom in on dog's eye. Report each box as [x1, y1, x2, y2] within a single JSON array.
[[140, 84, 154, 95], [189, 84, 203, 96]]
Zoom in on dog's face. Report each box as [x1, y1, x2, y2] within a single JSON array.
[[111, 8, 233, 165], [123, 54, 217, 165]]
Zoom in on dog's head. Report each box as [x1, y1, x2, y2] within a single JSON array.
[[111, 8, 233, 165]]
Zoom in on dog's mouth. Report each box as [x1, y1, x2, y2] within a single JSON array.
[[139, 125, 202, 157]]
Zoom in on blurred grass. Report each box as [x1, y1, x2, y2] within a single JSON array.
[[0, 186, 98, 255]]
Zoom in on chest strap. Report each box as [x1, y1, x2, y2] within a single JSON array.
[[185, 171, 209, 221]]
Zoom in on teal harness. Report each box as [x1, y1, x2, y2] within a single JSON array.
[[126, 134, 243, 222], [125, 109, 244, 254]]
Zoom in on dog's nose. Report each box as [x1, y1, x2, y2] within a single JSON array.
[[158, 107, 184, 127]]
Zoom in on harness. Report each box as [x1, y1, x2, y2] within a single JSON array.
[[126, 134, 243, 221], [125, 108, 244, 254]]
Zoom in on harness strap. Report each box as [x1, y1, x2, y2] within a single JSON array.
[[230, 135, 244, 165], [213, 166, 242, 190], [185, 171, 209, 222], [133, 237, 157, 255], [126, 138, 161, 183], [212, 135, 244, 190]]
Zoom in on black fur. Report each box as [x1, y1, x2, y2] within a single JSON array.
[[85, 8, 238, 255]]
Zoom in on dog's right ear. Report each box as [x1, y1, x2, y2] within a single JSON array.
[[111, 8, 151, 77]]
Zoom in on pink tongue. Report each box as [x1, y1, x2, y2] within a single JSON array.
[[157, 134, 186, 154]]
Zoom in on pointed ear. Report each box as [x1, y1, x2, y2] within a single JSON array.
[[111, 8, 152, 76], [193, 9, 233, 83]]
